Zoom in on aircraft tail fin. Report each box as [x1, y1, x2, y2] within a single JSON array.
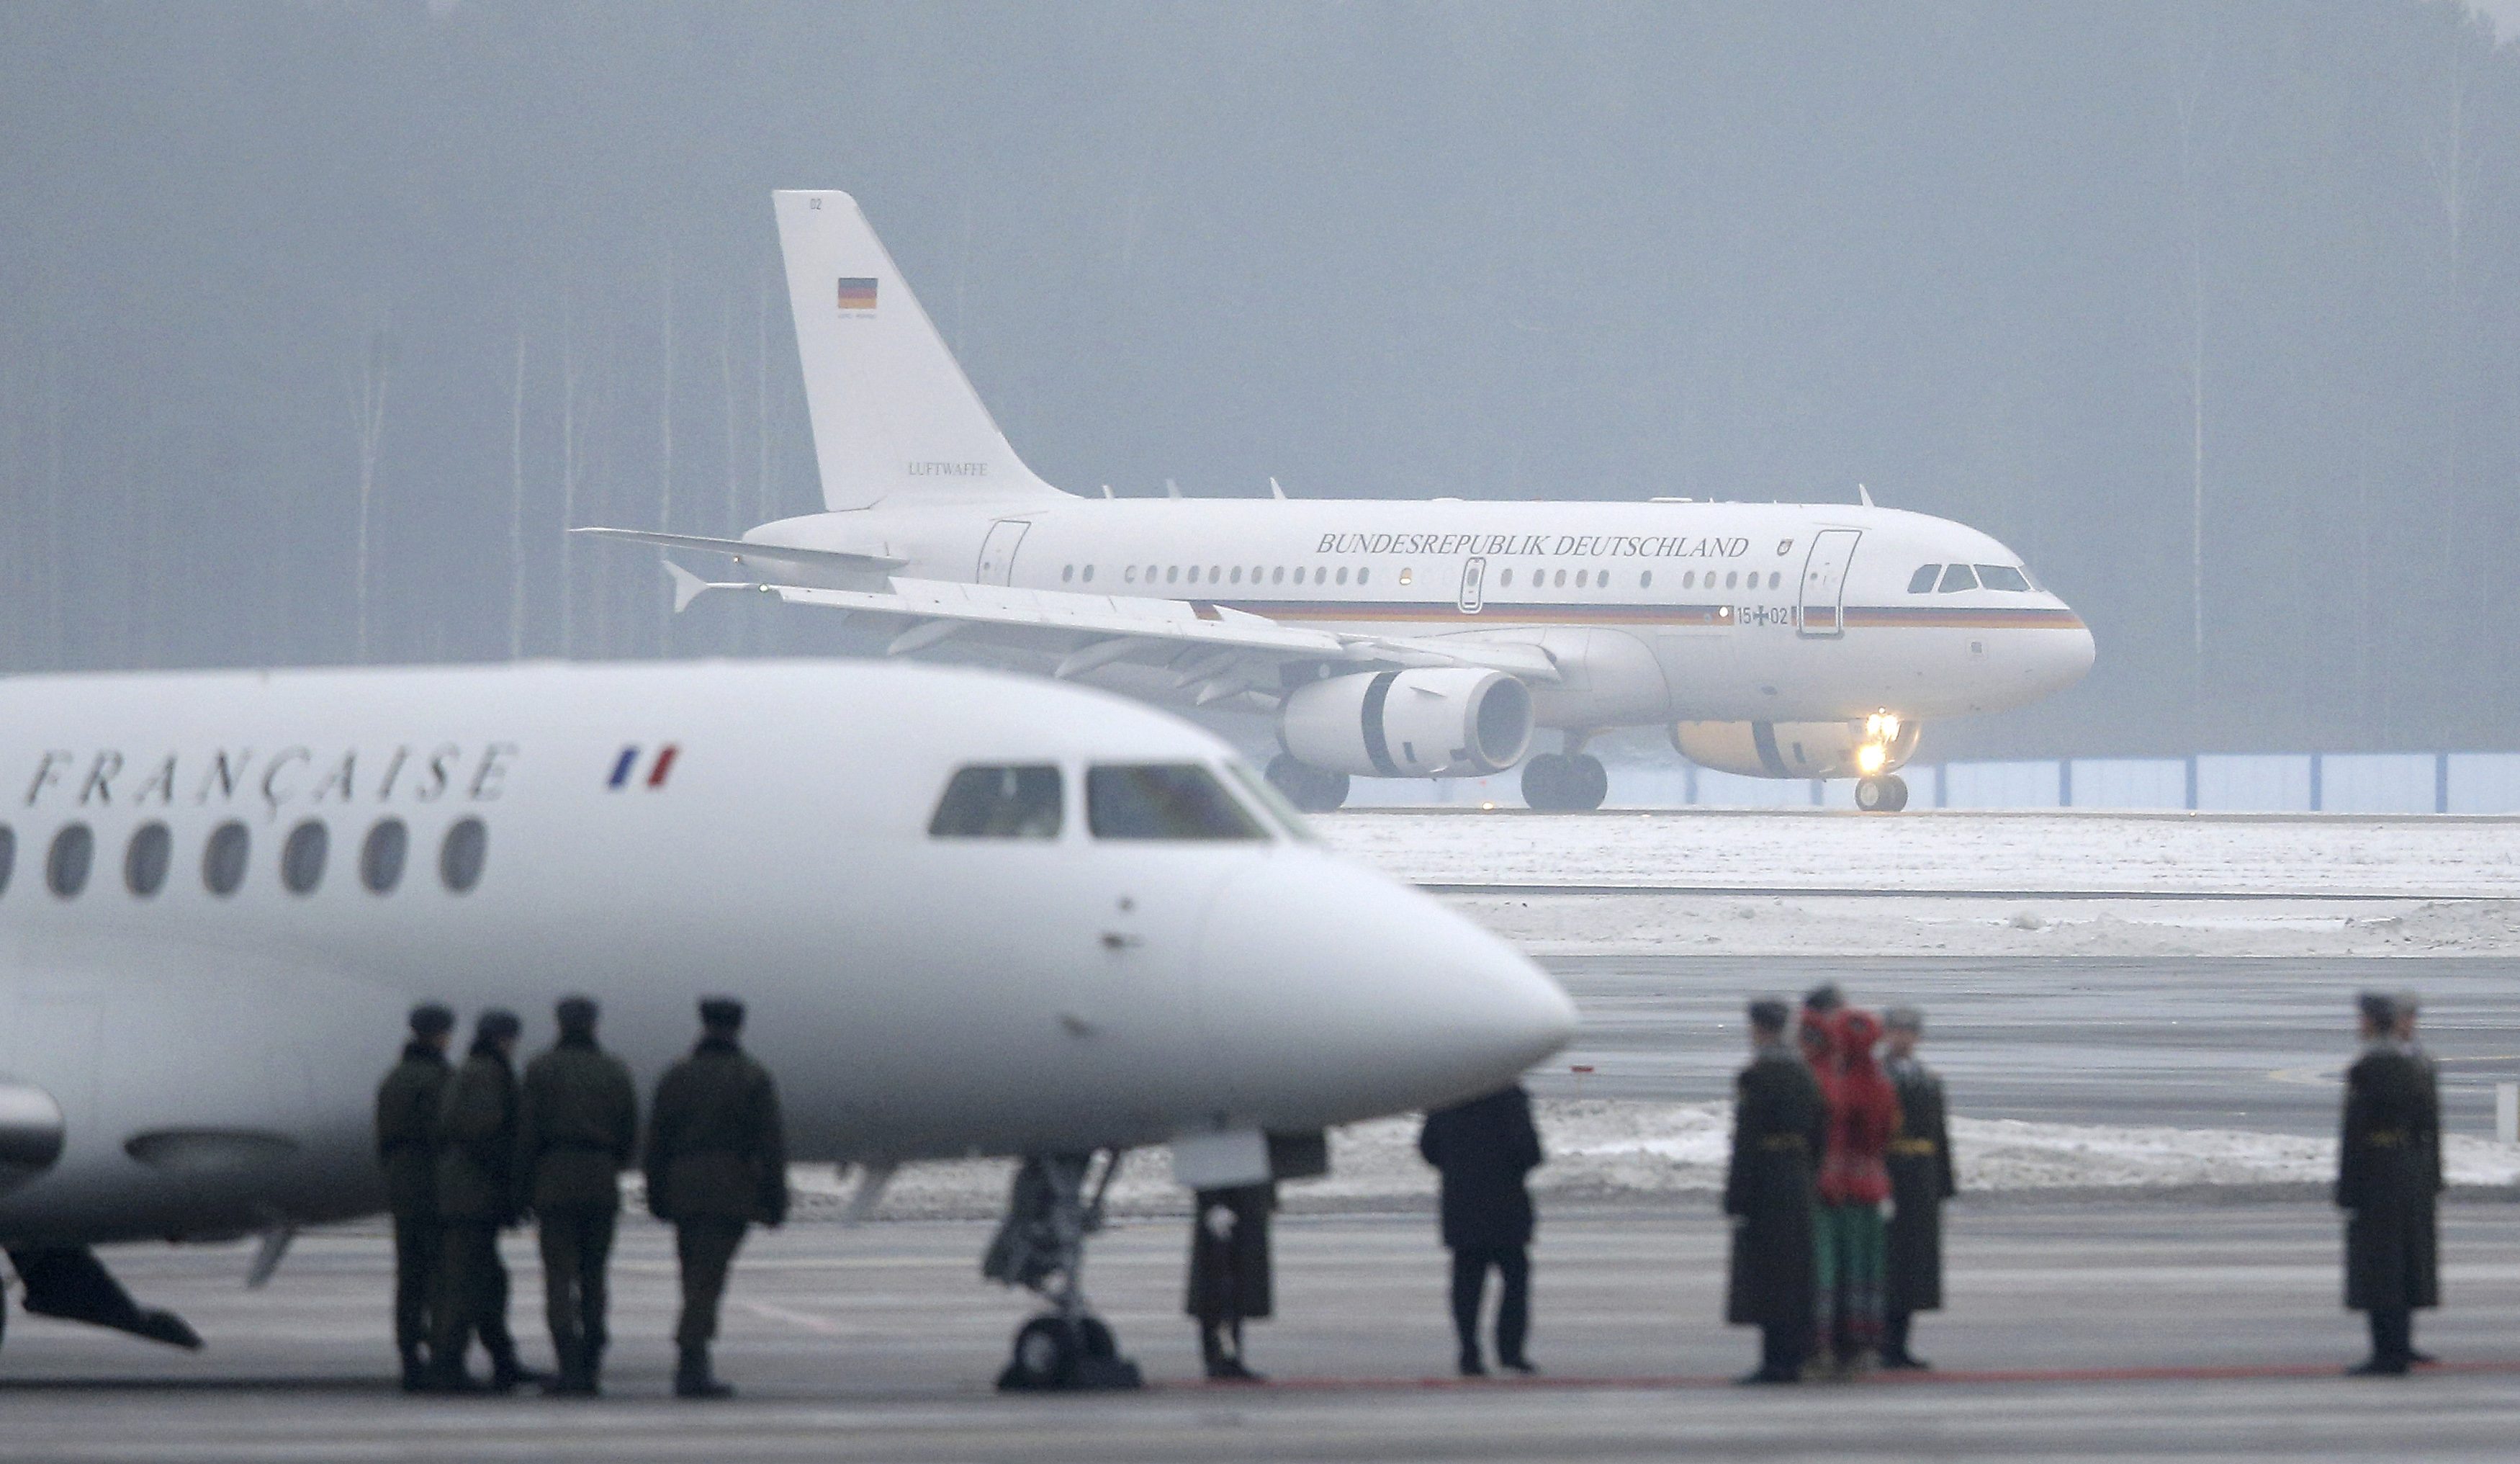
[[774, 191, 1064, 512]]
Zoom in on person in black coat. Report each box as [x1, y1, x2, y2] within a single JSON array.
[[1727, 997, 1827, 1385], [2394, 990, 2444, 1366], [1881, 1006, 1956, 1370], [2339, 992, 2436, 1375], [1185, 1182, 1274, 1380], [1418, 1083, 1544, 1376]]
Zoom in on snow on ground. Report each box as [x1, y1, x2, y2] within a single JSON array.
[[791, 1100, 2520, 1223], [1319, 809, 2520, 898]]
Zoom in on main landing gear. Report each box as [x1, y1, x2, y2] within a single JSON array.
[[1521, 753, 1608, 812], [1854, 774, 1910, 813], [981, 1151, 1141, 1391], [1264, 754, 1351, 814]]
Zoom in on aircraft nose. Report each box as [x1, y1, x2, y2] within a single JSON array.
[[1197, 853, 1578, 1131], [2050, 616, 2097, 690]]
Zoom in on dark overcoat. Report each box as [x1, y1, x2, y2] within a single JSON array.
[[644, 1036, 789, 1226], [515, 1036, 639, 1213], [1417, 1084, 1544, 1252], [433, 1045, 519, 1223], [1884, 1056, 1957, 1314], [374, 1043, 449, 1217], [1184, 1183, 1275, 1322], [1724, 1046, 1825, 1327], [2336, 1045, 2438, 1312]]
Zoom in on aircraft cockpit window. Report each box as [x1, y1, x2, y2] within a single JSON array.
[[1224, 760, 1319, 843], [1936, 564, 1979, 593], [203, 821, 249, 897], [929, 765, 1063, 839], [281, 819, 328, 895], [1908, 565, 1940, 593], [361, 817, 410, 894], [47, 823, 92, 898], [125, 822, 171, 898], [441, 817, 488, 894], [1976, 564, 2031, 592], [0, 823, 14, 897], [1087, 764, 1268, 841]]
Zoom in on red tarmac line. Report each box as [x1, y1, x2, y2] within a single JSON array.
[[1153, 1360, 2520, 1393]]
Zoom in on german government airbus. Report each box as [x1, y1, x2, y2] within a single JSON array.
[[582, 191, 2095, 814], [0, 660, 1574, 1387]]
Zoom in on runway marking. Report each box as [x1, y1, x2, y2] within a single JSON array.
[[1423, 882, 2501, 902], [1151, 1359, 2520, 1393], [737, 1301, 856, 1336]]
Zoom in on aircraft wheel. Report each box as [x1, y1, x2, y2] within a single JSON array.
[[1265, 755, 1349, 814], [1521, 754, 1569, 811], [1855, 775, 1909, 813], [1002, 1316, 1080, 1391], [1882, 774, 1909, 812], [1567, 754, 1610, 811]]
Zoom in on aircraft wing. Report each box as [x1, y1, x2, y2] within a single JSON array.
[[572, 527, 909, 575], [675, 570, 1561, 701]]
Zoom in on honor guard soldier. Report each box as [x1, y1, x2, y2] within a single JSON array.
[[1725, 998, 1826, 1384], [2337, 992, 2436, 1375], [428, 1008, 544, 1392], [2393, 990, 2444, 1365], [1184, 1182, 1276, 1380], [375, 1002, 455, 1391], [1418, 1082, 1544, 1377], [516, 995, 639, 1396], [1880, 1006, 1956, 1370], [646, 997, 789, 1398]]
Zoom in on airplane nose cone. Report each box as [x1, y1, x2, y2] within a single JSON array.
[[2053, 618, 2097, 690], [1197, 853, 1578, 1131]]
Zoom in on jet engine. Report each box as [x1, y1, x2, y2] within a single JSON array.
[[1280, 669, 1534, 778], [1671, 715, 1921, 781]]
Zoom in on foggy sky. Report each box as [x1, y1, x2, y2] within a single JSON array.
[[1, 1, 2516, 759]]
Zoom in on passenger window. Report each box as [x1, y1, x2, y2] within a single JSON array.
[[47, 823, 92, 898], [361, 817, 409, 893], [1166, 566, 1179, 584], [1358, 567, 1371, 585], [1683, 571, 1696, 588], [1938, 564, 1979, 593], [1553, 569, 1567, 588], [929, 765, 1063, 838], [1976, 564, 2030, 592], [281, 819, 328, 895], [1061, 565, 1074, 583], [1498, 568, 1511, 588], [1336, 567, 1349, 585], [1725, 571, 1739, 589], [0, 823, 14, 897], [1768, 571, 1782, 590], [1272, 567, 1285, 585], [1313, 567, 1327, 585], [1641, 571, 1652, 588], [1230, 566, 1243, 584], [204, 820, 249, 897], [1908, 565, 1940, 593], [441, 817, 488, 893], [125, 821, 172, 897], [1087, 764, 1267, 840], [1575, 570, 1589, 588], [1082, 565, 1094, 583], [1125, 566, 1138, 583]]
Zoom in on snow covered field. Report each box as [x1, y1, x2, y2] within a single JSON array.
[[1320, 809, 2520, 898], [787, 1098, 2520, 1222]]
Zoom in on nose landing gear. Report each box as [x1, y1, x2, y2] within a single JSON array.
[[982, 1151, 1142, 1391], [1854, 774, 1910, 813]]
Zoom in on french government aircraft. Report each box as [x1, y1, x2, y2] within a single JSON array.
[[582, 191, 2096, 815], [0, 659, 1574, 1388]]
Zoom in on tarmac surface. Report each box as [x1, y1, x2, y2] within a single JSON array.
[[4, 1204, 2520, 1460], [1537, 954, 2520, 1133]]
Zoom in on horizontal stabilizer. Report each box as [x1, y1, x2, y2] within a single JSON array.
[[572, 526, 907, 576]]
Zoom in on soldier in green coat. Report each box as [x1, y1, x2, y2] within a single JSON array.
[[426, 1008, 544, 1393], [1724, 997, 1826, 1384], [2338, 992, 2436, 1375], [516, 995, 638, 1396], [644, 997, 788, 1398], [374, 1002, 455, 1391]]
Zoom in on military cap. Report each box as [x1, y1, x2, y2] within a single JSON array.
[[408, 1003, 455, 1038], [698, 996, 747, 1030], [1747, 998, 1791, 1033], [2356, 992, 2398, 1028], [1802, 982, 1845, 1014], [475, 1007, 523, 1043], [1884, 1005, 1924, 1033], [555, 994, 599, 1035]]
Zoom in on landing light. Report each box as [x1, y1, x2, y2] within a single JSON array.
[[1864, 711, 1902, 742], [1855, 742, 1888, 776]]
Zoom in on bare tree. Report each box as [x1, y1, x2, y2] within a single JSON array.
[[352, 324, 393, 663]]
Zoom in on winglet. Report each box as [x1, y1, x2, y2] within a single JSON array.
[[1858, 482, 1875, 508], [1269, 477, 1287, 500], [664, 561, 713, 614]]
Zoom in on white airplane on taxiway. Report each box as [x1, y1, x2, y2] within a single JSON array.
[[0, 659, 1573, 1388], [583, 191, 2095, 814]]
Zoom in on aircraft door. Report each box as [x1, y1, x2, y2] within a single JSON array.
[[1457, 557, 1486, 615], [1798, 529, 1861, 638], [976, 519, 1030, 585]]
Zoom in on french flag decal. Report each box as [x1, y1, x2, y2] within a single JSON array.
[[608, 744, 679, 790]]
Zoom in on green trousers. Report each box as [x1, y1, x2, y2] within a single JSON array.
[[1814, 1203, 1887, 1350], [673, 1220, 749, 1348], [537, 1205, 618, 1360]]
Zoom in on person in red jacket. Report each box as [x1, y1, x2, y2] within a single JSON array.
[[1812, 1007, 1900, 1376]]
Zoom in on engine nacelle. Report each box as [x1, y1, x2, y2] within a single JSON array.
[[1671, 717, 1922, 780], [1280, 670, 1534, 778]]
